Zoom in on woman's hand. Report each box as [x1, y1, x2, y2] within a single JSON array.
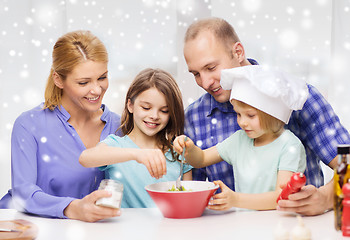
[[208, 180, 236, 211], [135, 149, 167, 179], [64, 190, 121, 222]]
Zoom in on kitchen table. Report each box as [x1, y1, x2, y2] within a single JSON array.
[[0, 208, 345, 240]]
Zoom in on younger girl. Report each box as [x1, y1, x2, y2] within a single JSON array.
[[174, 65, 308, 211], [80, 68, 192, 208]]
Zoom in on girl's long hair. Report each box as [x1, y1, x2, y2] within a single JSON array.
[[119, 68, 184, 160]]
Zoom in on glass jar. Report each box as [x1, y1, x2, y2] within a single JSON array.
[[95, 179, 123, 209]]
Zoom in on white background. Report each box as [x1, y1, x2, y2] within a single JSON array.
[[1, 0, 349, 196]]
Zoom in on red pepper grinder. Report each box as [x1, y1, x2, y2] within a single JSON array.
[[277, 172, 307, 202], [342, 182, 350, 236]]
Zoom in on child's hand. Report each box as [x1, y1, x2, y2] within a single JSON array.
[[208, 180, 236, 211], [135, 149, 167, 179], [173, 135, 194, 156]]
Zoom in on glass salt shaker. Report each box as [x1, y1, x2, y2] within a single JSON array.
[[95, 179, 123, 209]]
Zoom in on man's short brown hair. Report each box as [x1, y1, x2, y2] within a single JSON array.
[[184, 17, 241, 55]]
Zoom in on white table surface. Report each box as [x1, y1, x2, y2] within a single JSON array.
[[0, 208, 346, 240]]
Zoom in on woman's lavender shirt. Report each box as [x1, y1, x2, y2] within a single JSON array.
[[0, 103, 120, 218]]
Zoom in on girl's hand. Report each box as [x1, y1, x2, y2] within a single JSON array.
[[173, 135, 194, 156], [208, 180, 236, 211], [64, 190, 121, 222], [135, 149, 167, 179]]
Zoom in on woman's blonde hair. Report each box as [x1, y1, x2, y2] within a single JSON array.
[[44, 30, 108, 110], [232, 99, 285, 135], [119, 68, 184, 159]]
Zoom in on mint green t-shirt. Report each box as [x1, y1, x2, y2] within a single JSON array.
[[216, 130, 306, 194], [99, 134, 192, 208]]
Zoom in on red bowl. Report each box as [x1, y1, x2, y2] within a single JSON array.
[[145, 181, 219, 219]]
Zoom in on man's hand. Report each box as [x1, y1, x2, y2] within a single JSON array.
[[277, 184, 332, 216]]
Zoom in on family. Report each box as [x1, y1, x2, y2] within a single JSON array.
[[0, 17, 349, 222]]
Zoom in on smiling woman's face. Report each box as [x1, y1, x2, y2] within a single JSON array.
[[56, 60, 108, 113]]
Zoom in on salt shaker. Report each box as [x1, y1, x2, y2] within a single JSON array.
[[95, 179, 123, 209]]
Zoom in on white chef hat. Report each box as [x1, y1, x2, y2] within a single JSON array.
[[220, 65, 308, 124]]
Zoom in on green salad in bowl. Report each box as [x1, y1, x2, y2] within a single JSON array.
[[168, 185, 192, 191], [145, 181, 219, 218]]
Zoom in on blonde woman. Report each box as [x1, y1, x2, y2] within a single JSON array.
[[0, 31, 121, 222]]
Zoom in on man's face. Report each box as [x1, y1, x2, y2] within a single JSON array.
[[184, 31, 242, 103]]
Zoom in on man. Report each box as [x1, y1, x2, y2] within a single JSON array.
[[183, 17, 350, 215]]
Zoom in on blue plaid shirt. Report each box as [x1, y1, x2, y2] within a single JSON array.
[[184, 60, 350, 190]]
